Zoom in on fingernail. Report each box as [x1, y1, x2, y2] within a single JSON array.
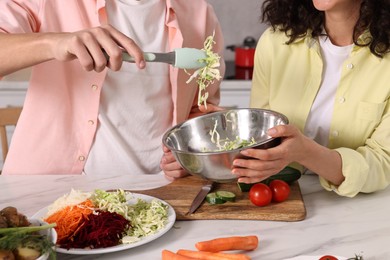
[[240, 150, 249, 155], [267, 128, 277, 135], [139, 60, 146, 68]]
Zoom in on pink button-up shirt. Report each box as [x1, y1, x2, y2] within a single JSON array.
[[1, 0, 224, 174]]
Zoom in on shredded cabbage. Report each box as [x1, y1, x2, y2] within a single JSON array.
[[208, 120, 257, 151], [45, 189, 92, 217], [91, 189, 169, 244], [186, 31, 222, 108]]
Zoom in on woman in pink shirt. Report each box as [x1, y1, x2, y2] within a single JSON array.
[[0, 0, 225, 176]]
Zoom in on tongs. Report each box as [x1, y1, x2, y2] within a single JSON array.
[[104, 48, 207, 69]]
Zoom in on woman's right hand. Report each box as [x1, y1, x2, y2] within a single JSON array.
[[52, 24, 145, 72]]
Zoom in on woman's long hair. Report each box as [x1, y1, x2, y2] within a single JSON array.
[[261, 0, 390, 57]]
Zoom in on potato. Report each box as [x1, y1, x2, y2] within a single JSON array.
[[13, 247, 40, 260], [0, 249, 15, 260]]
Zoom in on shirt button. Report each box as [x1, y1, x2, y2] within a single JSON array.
[[88, 120, 95, 125], [78, 155, 86, 161], [346, 63, 354, 69], [91, 84, 98, 91], [338, 97, 345, 103], [332, 131, 339, 137]]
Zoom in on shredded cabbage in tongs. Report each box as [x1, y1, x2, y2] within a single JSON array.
[[186, 31, 222, 108]]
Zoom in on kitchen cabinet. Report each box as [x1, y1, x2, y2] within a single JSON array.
[[219, 80, 251, 108]]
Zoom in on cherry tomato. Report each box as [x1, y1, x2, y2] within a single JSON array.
[[319, 255, 339, 260], [249, 183, 272, 207], [269, 180, 290, 202]]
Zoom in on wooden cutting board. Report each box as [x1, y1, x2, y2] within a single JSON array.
[[132, 175, 306, 222]]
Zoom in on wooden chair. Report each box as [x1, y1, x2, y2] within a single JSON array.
[[0, 107, 23, 166]]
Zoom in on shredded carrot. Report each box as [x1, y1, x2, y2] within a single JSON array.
[[177, 249, 251, 260], [44, 199, 94, 242], [195, 235, 259, 252]]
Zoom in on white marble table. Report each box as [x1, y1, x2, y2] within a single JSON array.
[[1, 173, 389, 260]]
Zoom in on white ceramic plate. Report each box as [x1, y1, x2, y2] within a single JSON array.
[[32, 193, 176, 255]]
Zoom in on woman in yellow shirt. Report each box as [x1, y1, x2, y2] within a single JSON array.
[[232, 0, 390, 197]]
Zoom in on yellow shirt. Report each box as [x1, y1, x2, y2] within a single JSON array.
[[251, 28, 390, 197]]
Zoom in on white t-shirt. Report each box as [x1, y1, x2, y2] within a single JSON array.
[[303, 36, 353, 147], [84, 0, 173, 175]]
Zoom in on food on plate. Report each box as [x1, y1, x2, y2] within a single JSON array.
[[177, 249, 251, 260], [185, 31, 222, 108], [0, 207, 30, 228], [0, 207, 56, 260], [44, 200, 94, 243], [269, 180, 291, 203], [43, 189, 169, 249], [249, 183, 273, 207], [195, 235, 258, 252]]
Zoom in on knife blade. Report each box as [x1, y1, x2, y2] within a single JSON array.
[[187, 181, 215, 215]]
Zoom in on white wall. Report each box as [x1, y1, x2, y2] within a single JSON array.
[[208, 0, 268, 61]]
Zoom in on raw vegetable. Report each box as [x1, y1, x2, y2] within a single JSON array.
[[206, 193, 226, 205], [45, 189, 92, 217], [261, 166, 302, 185], [208, 119, 256, 152], [215, 191, 236, 202], [319, 256, 339, 260], [121, 198, 169, 243], [162, 249, 195, 260], [206, 191, 236, 205], [44, 189, 169, 248], [319, 255, 364, 260], [186, 31, 222, 108], [249, 184, 272, 207], [195, 235, 258, 252], [59, 210, 129, 249], [177, 249, 251, 260], [269, 180, 290, 203], [44, 199, 94, 242], [237, 166, 301, 192]]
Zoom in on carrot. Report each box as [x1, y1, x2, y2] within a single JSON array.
[[195, 235, 258, 252], [177, 249, 251, 260], [44, 199, 94, 242], [162, 249, 197, 260]]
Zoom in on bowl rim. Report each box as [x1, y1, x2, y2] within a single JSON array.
[[162, 108, 289, 155]]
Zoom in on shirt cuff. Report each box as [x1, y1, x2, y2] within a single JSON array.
[[319, 147, 369, 197]]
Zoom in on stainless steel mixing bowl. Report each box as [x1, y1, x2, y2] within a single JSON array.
[[162, 108, 289, 183]]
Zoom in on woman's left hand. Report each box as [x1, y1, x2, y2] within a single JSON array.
[[232, 124, 310, 183]]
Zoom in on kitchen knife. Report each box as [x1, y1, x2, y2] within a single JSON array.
[[103, 48, 207, 69], [187, 181, 215, 215]]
